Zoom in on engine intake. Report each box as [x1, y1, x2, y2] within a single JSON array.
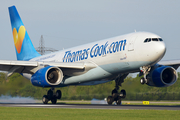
[[147, 66, 177, 87], [161, 67, 175, 84], [46, 67, 63, 85]]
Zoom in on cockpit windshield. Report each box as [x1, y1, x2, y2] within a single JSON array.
[[144, 38, 163, 43]]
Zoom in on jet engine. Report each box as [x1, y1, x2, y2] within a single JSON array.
[[31, 66, 63, 87], [146, 65, 177, 87]]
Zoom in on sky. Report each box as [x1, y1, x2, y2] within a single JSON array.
[[0, 1, 180, 66]]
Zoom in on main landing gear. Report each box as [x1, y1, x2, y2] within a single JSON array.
[[107, 74, 128, 105], [107, 89, 126, 105], [42, 88, 61, 104]]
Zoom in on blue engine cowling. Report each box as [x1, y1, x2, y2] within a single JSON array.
[[31, 66, 63, 87], [147, 65, 177, 87]]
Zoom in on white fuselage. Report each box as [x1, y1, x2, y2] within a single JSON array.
[[27, 32, 166, 86]]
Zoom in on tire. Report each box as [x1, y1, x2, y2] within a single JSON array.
[[47, 89, 53, 99], [116, 96, 121, 105], [140, 77, 145, 84], [107, 96, 113, 105], [56, 90, 62, 99], [120, 89, 126, 98], [42, 95, 49, 104], [51, 95, 57, 104]]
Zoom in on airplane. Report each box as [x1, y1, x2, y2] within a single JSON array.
[[2, 5, 179, 105]]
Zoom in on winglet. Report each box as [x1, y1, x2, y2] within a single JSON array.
[[8, 6, 41, 60]]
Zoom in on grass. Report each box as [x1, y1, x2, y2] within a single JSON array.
[[122, 101, 180, 106], [0, 107, 180, 120]]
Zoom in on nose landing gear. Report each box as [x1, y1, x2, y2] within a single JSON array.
[[140, 66, 151, 85], [42, 88, 62, 104]]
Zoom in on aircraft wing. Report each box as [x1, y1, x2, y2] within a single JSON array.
[[158, 60, 180, 70], [0, 60, 97, 76]]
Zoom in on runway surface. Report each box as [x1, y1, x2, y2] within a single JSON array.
[[0, 103, 180, 110]]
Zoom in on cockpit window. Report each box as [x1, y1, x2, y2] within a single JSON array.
[[159, 38, 163, 41], [152, 38, 158, 41], [144, 38, 148, 42], [144, 38, 163, 43], [148, 38, 151, 42]]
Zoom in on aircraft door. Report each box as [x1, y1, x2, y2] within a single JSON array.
[[128, 35, 137, 51]]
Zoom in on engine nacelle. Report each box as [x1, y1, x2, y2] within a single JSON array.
[[147, 65, 177, 87], [31, 66, 63, 87]]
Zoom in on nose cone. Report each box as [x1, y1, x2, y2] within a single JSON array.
[[150, 42, 166, 63], [156, 42, 166, 59]]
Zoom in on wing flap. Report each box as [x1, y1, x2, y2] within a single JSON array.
[[0, 60, 96, 74], [0, 60, 38, 66]]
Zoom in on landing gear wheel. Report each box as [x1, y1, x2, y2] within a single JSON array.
[[120, 89, 126, 98], [51, 95, 57, 104], [56, 90, 62, 99], [107, 96, 113, 105], [42, 95, 49, 104], [47, 89, 53, 99], [140, 77, 145, 84], [140, 77, 149, 84], [116, 96, 121, 105]]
